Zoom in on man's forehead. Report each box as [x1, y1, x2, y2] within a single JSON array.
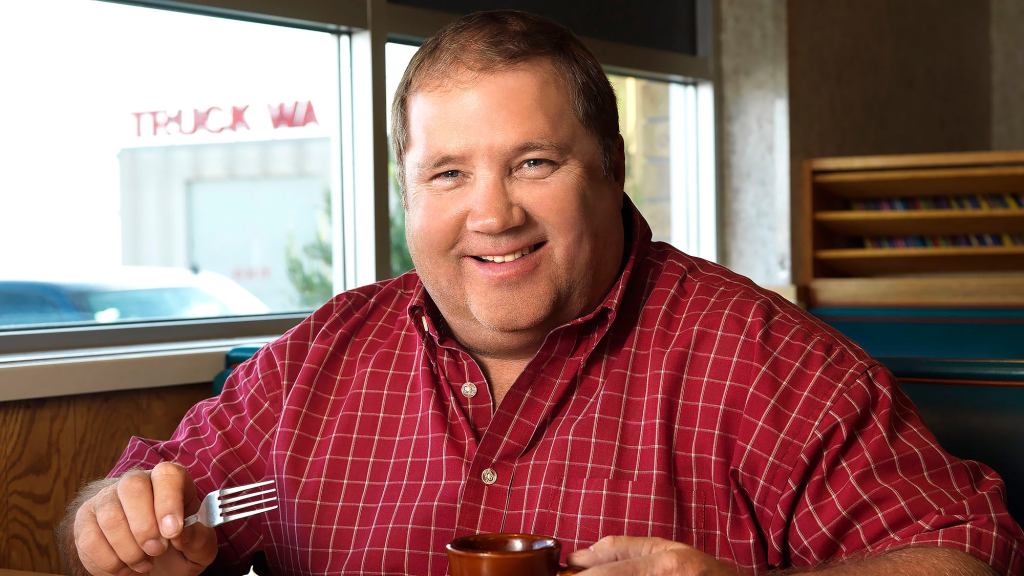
[[410, 57, 564, 96]]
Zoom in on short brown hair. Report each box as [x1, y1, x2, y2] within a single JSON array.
[[390, 9, 620, 191]]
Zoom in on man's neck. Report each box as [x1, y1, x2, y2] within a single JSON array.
[[473, 353, 531, 406]]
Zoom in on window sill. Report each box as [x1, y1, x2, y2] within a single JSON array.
[[0, 336, 274, 402]]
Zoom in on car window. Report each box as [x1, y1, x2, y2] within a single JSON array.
[[0, 289, 85, 327], [79, 287, 234, 323]]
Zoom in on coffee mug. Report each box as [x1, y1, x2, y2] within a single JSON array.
[[446, 533, 582, 576]]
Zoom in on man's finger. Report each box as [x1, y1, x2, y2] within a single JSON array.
[[569, 554, 659, 576], [74, 499, 123, 576], [117, 469, 166, 558], [151, 461, 193, 539], [90, 485, 155, 573], [569, 535, 689, 567]]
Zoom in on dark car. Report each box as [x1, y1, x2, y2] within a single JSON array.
[[0, 267, 269, 328]]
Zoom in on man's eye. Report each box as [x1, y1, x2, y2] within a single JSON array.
[[517, 158, 557, 178], [437, 170, 461, 180]]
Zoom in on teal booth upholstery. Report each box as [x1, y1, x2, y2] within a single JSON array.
[[212, 344, 263, 395], [813, 307, 1024, 359], [813, 307, 1024, 522]]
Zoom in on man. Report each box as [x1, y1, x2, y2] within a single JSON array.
[[63, 10, 1022, 576]]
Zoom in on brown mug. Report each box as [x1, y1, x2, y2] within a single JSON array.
[[446, 533, 583, 576]]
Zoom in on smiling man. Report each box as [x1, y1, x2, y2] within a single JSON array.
[[400, 60, 625, 405], [63, 9, 1022, 576]]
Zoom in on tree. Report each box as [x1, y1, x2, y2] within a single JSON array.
[[286, 158, 415, 309], [286, 189, 333, 308]]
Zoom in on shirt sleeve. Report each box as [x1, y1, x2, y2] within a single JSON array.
[[778, 363, 1023, 575], [108, 343, 285, 573]]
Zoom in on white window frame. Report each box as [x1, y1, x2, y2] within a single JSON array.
[[0, 0, 718, 401]]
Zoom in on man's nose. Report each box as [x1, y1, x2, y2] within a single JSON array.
[[465, 174, 526, 234]]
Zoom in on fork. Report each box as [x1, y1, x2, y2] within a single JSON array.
[[183, 479, 278, 528]]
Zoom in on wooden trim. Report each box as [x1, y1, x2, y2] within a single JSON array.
[[794, 160, 815, 289], [816, 246, 1024, 258], [813, 166, 1024, 197], [815, 209, 1024, 236], [898, 377, 1024, 388], [814, 165, 1024, 184], [808, 150, 1024, 173], [808, 275, 1024, 307]]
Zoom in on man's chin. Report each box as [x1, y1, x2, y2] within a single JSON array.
[[469, 303, 553, 335]]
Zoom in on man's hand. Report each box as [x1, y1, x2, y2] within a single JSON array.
[[568, 537, 997, 576], [568, 536, 741, 576], [70, 462, 217, 576]]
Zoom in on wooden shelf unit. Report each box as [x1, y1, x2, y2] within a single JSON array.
[[797, 150, 1024, 307]]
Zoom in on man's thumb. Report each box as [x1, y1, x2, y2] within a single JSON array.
[[170, 523, 218, 567]]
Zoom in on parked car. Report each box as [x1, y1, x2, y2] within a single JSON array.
[[0, 267, 269, 328]]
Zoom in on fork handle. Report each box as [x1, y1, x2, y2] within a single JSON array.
[[183, 513, 201, 528]]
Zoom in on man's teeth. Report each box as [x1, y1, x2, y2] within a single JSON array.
[[478, 246, 533, 263]]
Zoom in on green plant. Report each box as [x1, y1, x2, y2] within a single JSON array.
[[286, 189, 334, 307]]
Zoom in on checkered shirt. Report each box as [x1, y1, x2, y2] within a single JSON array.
[[112, 204, 1023, 575]]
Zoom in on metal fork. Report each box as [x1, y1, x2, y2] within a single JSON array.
[[183, 480, 278, 528]]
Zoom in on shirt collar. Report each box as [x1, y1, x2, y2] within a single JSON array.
[[407, 195, 654, 340]]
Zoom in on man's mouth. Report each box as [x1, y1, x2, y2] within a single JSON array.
[[471, 242, 544, 263]]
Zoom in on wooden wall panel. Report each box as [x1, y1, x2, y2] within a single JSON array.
[[0, 384, 211, 573], [1, 397, 76, 573]]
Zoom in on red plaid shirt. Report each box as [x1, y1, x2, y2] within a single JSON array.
[[112, 205, 1023, 575]]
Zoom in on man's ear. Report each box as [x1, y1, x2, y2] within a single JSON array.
[[612, 134, 626, 201]]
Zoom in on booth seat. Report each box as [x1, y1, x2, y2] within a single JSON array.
[[812, 306, 1024, 359], [212, 344, 263, 395], [813, 307, 1024, 522]]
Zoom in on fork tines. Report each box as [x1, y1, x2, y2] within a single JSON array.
[[220, 479, 275, 496], [220, 480, 278, 522]]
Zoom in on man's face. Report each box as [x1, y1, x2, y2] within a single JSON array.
[[403, 60, 624, 352]]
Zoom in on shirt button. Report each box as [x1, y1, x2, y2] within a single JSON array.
[[481, 468, 498, 485], [461, 382, 478, 398]]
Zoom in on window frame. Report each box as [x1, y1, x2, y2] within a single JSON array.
[[0, 0, 719, 399]]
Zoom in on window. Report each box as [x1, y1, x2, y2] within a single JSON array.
[[0, 0, 346, 330], [0, 0, 716, 355], [609, 74, 716, 261], [385, 42, 420, 277]]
